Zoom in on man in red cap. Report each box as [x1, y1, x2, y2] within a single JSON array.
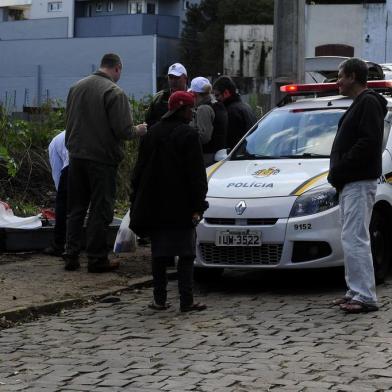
[[130, 91, 208, 312]]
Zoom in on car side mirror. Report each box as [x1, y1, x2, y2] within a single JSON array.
[[214, 149, 229, 162]]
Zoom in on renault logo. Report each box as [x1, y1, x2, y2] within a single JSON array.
[[235, 200, 247, 215]]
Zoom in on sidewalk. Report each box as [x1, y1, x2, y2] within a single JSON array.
[[0, 247, 153, 326]]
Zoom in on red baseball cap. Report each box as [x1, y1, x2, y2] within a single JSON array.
[[162, 91, 195, 119]]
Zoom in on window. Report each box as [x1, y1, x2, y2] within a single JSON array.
[[147, 2, 156, 14], [48, 1, 63, 12], [107, 1, 114, 12], [128, 1, 143, 14], [183, 0, 190, 10], [232, 109, 345, 160], [86, 4, 92, 17], [96, 2, 103, 12]]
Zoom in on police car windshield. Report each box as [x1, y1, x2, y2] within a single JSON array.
[[231, 108, 345, 160]]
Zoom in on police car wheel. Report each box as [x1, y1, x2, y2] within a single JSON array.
[[194, 267, 224, 283], [370, 209, 392, 284]]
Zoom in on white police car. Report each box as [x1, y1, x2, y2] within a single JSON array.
[[195, 81, 392, 282]]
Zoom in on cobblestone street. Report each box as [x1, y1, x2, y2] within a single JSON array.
[[1, 269, 392, 392]]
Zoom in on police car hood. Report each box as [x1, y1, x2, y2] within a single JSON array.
[[207, 159, 330, 198]]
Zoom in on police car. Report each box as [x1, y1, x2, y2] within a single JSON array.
[[195, 81, 392, 282]]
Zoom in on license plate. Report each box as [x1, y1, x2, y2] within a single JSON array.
[[215, 230, 262, 246]]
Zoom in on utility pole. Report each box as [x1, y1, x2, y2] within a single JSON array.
[[271, 0, 306, 107]]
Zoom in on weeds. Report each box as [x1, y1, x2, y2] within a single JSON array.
[[0, 96, 150, 214]]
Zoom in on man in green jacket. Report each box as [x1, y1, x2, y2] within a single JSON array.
[[145, 62, 188, 128], [64, 53, 146, 273]]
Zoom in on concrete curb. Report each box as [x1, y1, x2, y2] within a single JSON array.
[[0, 275, 159, 329]]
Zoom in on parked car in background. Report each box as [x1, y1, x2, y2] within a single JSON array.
[[381, 63, 392, 80]]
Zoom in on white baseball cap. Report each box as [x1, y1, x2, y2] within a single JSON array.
[[190, 76, 212, 93], [168, 63, 187, 77]]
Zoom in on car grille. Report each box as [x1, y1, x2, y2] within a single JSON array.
[[205, 218, 278, 226], [205, 218, 236, 225], [199, 243, 283, 265]]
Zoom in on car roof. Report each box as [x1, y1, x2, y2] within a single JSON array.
[[274, 95, 351, 111], [276, 93, 392, 112]]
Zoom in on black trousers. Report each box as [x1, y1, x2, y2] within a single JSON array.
[[152, 256, 194, 307], [53, 166, 68, 250], [65, 158, 117, 261]]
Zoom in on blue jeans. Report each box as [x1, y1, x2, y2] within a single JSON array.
[[339, 180, 377, 305]]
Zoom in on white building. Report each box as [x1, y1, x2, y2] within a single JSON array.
[[305, 0, 392, 64]]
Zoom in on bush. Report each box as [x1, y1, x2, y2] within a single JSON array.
[[0, 96, 150, 214]]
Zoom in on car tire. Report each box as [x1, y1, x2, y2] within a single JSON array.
[[194, 267, 224, 283], [370, 208, 391, 284]]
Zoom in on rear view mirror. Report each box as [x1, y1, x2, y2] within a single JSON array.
[[214, 149, 228, 162]]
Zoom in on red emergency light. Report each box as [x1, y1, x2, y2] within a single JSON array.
[[280, 80, 392, 94]]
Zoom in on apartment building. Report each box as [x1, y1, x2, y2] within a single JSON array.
[[0, 0, 199, 110]]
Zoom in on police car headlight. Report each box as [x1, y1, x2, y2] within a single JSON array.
[[290, 186, 338, 218]]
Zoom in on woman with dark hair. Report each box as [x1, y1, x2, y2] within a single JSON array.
[[130, 91, 209, 312]]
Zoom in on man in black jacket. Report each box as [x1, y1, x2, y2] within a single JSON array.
[[213, 76, 256, 149], [328, 58, 387, 313], [130, 91, 208, 312]]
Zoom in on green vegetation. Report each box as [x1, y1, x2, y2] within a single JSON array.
[[0, 97, 149, 216]]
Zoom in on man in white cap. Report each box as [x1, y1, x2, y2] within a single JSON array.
[[145, 63, 188, 128], [190, 76, 228, 166]]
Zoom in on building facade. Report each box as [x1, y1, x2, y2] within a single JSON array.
[[305, 0, 392, 64], [0, 0, 199, 110]]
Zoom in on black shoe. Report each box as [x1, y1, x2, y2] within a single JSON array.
[[43, 245, 64, 257], [63, 254, 80, 271], [180, 303, 207, 313], [88, 259, 120, 273]]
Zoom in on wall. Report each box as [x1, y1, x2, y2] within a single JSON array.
[[363, 3, 388, 63], [75, 13, 179, 38], [0, 17, 68, 39], [224, 25, 273, 78], [29, 0, 75, 37], [156, 36, 180, 75], [0, 35, 156, 110], [305, 4, 363, 58]]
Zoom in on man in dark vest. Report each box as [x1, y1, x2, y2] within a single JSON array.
[[190, 76, 228, 167]]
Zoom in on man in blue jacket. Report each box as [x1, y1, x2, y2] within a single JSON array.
[[328, 58, 387, 313]]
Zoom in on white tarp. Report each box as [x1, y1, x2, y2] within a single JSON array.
[[0, 201, 42, 229]]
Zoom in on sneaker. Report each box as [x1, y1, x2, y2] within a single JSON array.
[[43, 245, 64, 257], [62, 254, 80, 271], [148, 301, 171, 310], [180, 303, 207, 313], [87, 259, 120, 273]]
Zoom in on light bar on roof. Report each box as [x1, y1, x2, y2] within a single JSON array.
[[280, 83, 338, 93], [280, 81, 392, 94]]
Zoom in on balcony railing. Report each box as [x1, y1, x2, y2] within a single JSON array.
[[0, 17, 68, 40], [75, 14, 179, 39]]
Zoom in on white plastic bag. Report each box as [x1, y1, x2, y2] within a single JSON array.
[[113, 209, 137, 253], [0, 201, 42, 229]]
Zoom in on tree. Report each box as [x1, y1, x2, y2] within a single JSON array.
[[180, 0, 274, 78]]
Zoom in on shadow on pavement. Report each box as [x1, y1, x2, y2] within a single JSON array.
[[196, 267, 348, 297]]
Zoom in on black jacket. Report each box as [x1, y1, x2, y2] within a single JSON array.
[[328, 89, 387, 190], [224, 94, 257, 149], [130, 117, 208, 237], [204, 101, 228, 153]]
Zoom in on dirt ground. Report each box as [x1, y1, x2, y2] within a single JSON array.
[[0, 246, 152, 315]]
